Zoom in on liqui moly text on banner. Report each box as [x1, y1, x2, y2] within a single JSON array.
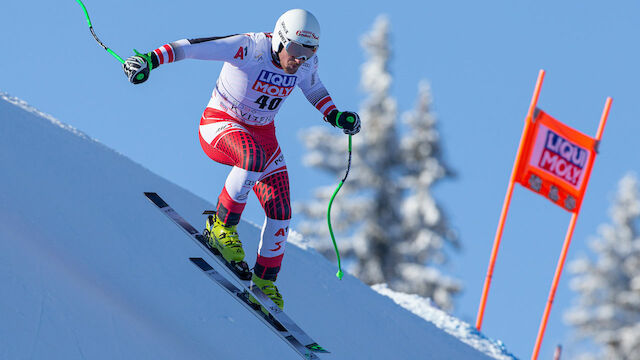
[[533, 127, 590, 189]]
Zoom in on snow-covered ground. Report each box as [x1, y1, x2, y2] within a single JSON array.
[[0, 92, 516, 359]]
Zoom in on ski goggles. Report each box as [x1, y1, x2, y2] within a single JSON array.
[[285, 40, 317, 61]]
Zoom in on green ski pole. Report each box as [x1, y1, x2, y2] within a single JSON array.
[[76, 0, 150, 83], [75, 0, 125, 64], [327, 134, 353, 280]]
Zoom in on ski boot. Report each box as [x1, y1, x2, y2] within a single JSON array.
[[249, 273, 284, 316], [204, 215, 251, 280]]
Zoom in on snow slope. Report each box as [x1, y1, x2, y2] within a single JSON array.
[[0, 93, 514, 360]]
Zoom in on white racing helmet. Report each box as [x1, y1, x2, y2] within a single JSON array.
[[272, 9, 320, 60]]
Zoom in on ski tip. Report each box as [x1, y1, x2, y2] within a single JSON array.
[[144, 192, 169, 208], [306, 343, 330, 353]]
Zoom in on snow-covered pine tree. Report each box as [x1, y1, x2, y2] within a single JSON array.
[[564, 173, 640, 359], [296, 15, 460, 310], [348, 15, 404, 287], [394, 81, 461, 309]]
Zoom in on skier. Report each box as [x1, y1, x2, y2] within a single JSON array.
[[123, 9, 360, 310]]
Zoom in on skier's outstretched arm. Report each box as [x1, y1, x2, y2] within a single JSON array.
[[122, 34, 254, 84], [299, 66, 361, 135]]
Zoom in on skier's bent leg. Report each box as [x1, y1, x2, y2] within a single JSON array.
[[199, 109, 268, 266], [251, 216, 289, 310], [217, 166, 262, 225], [255, 217, 290, 280], [253, 170, 291, 281], [199, 113, 268, 224], [207, 166, 262, 266]]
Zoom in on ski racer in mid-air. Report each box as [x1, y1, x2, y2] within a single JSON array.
[[122, 9, 361, 310]]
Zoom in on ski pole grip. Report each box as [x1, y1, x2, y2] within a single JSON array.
[[133, 49, 152, 82]]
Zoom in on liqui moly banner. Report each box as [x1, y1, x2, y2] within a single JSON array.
[[515, 108, 598, 212]]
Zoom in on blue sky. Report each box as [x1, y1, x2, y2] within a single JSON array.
[[3, 1, 639, 358]]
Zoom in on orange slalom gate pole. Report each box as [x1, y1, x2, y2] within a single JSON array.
[[531, 97, 612, 360], [475, 70, 546, 330], [531, 212, 579, 360]]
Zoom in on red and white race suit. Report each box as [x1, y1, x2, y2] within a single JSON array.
[[152, 32, 335, 280]]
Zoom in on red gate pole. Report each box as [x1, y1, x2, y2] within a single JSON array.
[[475, 70, 546, 330], [531, 97, 612, 359]]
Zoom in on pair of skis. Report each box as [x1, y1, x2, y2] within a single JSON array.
[[144, 192, 328, 359]]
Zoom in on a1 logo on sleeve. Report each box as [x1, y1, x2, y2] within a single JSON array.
[[234, 47, 247, 60]]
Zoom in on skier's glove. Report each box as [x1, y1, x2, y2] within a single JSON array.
[[324, 110, 361, 135], [123, 51, 155, 84]]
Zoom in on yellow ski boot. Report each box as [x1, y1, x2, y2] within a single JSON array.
[[204, 215, 250, 279], [249, 273, 284, 315]]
